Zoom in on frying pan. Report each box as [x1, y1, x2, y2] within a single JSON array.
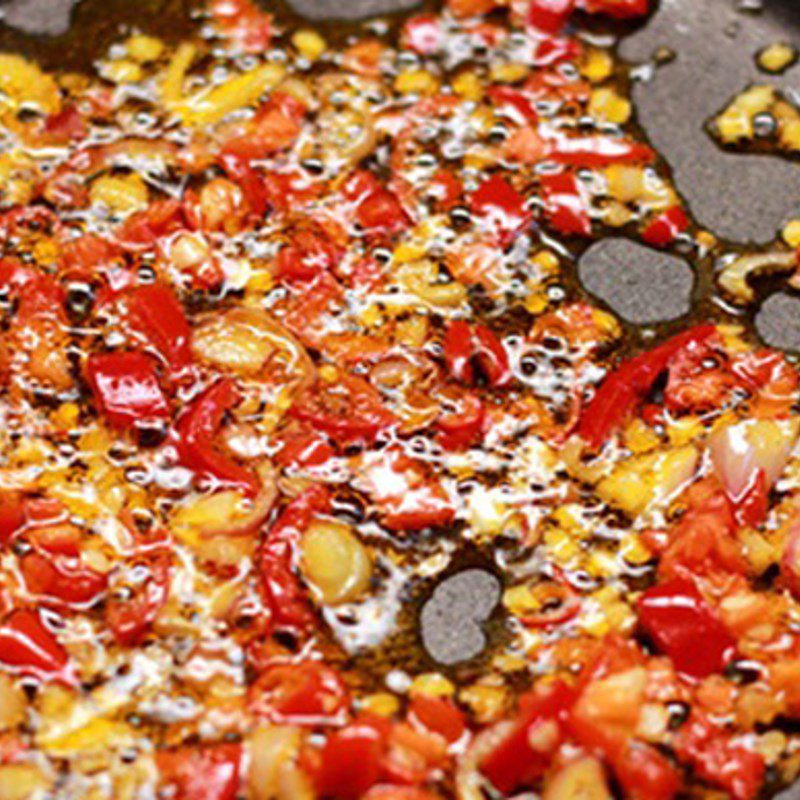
[[2, 0, 800, 794]]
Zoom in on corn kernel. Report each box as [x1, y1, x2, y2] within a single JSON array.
[[459, 684, 508, 724], [452, 70, 483, 101], [624, 418, 660, 454], [621, 534, 654, 566], [125, 34, 165, 63], [489, 62, 530, 84], [781, 119, 800, 151], [319, 365, 338, 383], [532, 249, 560, 275], [246, 269, 274, 293], [360, 693, 400, 717], [395, 315, 429, 348], [292, 29, 327, 61], [667, 416, 704, 446], [580, 48, 614, 82], [524, 288, 549, 315], [90, 173, 149, 215], [588, 87, 631, 124], [409, 673, 456, 697], [54, 402, 80, 429], [394, 240, 427, 263], [394, 69, 439, 95], [782, 219, 800, 248], [100, 59, 143, 84], [757, 42, 797, 74], [358, 304, 383, 327]]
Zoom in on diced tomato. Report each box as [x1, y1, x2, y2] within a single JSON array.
[[0, 493, 26, 546], [60, 234, 121, 283], [173, 379, 260, 495], [470, 174, 531, 246], [674, 713, 765, 800], [408, 695, 466, 743], [250, 661, 349, 725], [637, 577, 736, 679], [21, 548, 107, 609], [481, 680, 576, 794], [0, 609, 74, 684], [116, 199, 185, 250], [427, 169, 463, 211], [436, 389, 485, 451], [218, 153, 269, 217], [641, 207, 689, 248], [612, 741, 681, 800], [289, 373, 397, 447], [342, 171, 410, 234], [156, 743, 242, 800], [316, 716, 390, 799], [86, 351, 170, 433], [209, 0, 272, 52], [273, 428, 335, 470], [539, 172, 592, 236], [43, 105, 87, 143], [274, 225, 343, 283]]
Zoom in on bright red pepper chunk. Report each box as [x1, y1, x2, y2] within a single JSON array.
[[250, 661, 349, 725], [106, 555, 170, 647], [577, 324, 718, 449], [126, 283, 194, 379], [315, 715, 389, 799], [641, 206, 690, 247], [539, 172, 592, 236], [526, 0, 576, 34], [481, 680, 576, 793], [0, 609, 74, 684], [638, 577, 736, 679], [173, 379, 260, 495], [470, 174, 532, 246], [21, 548, 108, 609], [86, 351, 170, 433], [443, 320, 512, 388], [258, 485, 330, 632], [156, 743, 242, 800], [674, 713, 765, 800]]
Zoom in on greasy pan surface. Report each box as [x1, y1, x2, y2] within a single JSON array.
[[1, 0, 800, 798]]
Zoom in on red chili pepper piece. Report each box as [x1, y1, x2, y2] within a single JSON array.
[[156, 743, 242, 800], [401, 13, 443, 55], [315, 715, 390, 800], [116, 199, 185, 250], [638, 577, 736, 679], [613, 741, 682, 800], [674, 713, 765, 800], [487, 86, 539, 125], [526, 0, 576, 34], [174, 379, 260, 496], [21, 548, 107, 609], [0, 493, 26, 547], [106, 555, 170, 647], [642, 206, 689, 247], [250, 661, 348, 724], [443, 320, 512, 388], [0, 609, 74, 684], [580, 0, 649, 19], [481, 680, 576, 793], [539, 172, 592, 236], [126, 283, 194, 379], [548, 134, 656, 167], [343, 170, 409, 234], [274, 225, 343, 283], [577, 324, 718, 449], [258, 485, 330, 632], [436, 390, 485, 451], [730, 467, 769, 528], [218, 152, 269, 217], [289, 374, 397, 447], [470, 174, 532, 246], [86, 351, 170, 433]]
